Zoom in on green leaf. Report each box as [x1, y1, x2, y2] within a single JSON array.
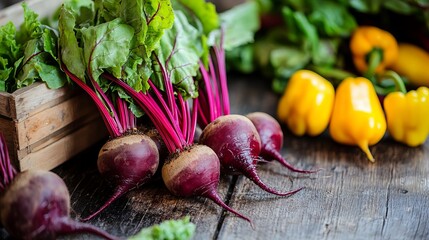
[[81, 18, 134, 83], [225, 43, 255, 73], [349, 0, 384, 13], [15, 35, 66, 89], [113, 0, 174, 92], [16, 2, 42, 44], [0, 57, 13, 92], [128, 216, 195, 240], [308, 1, 357, 37], [37, 62, 67, 89], [0, 22, 21, 60], [213, 1, 260, 51], [0, 22, 20, 92], [58, 4, 89, 81], [151, 10, 201, 99], [174, 0, 219, 34], [118, 0, 174, 58], [383, 0, 416, 15]]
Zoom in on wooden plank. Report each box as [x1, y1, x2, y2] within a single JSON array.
[[3, 83, 74, 120], [15, 93, 98, 149], [18, 115, 107, 171], [217, 136, 429, 239], [0, 91, 13, 119]]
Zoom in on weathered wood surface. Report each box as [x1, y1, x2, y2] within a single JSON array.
[[1, 75, 428, 240]]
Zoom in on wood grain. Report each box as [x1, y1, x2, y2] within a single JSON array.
[[0, 75, 428, 240], [218, 75, 429, 240]]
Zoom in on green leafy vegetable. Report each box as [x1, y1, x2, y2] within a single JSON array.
[[212, 1, 260, 51], [1, 3, 67, 92], [58, 1, 93, 82], [175, 0, 219, 35], [81, 18, 134, 83], [151, 10, 202, 99], [128, 217, 195, 240], [0, 22, 19, 92]]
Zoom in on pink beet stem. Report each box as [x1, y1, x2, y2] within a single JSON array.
[[0, 133, 17, 191]]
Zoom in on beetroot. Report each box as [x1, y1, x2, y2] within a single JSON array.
[[82, 134, 159, 221], [62, 66, 160, 221], [107, 70, 252, 224], [162, 144, 251, 223], [246, 112, 317, 174], [199, 114, 303, 196], [0, 134, 119, 240]]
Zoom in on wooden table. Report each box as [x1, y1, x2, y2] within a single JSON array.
[[1, 75, 428, 240]]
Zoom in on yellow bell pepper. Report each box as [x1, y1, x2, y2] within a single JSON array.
[[390, 43, 429, 87], [277, 70, 335, 136], [329, 77, 386, 162], [383, 87, 429, 147], [350, 26, 398, 76]]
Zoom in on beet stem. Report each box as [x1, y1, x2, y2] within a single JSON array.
[[202, 188, 254, 228], [55, 217, 121, 240], [244, 166, 304, 197], [81, 184, 133, 222], [264, 148, 319, 174]]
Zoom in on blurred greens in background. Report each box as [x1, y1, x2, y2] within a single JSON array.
[[215, 0, 429, 93]]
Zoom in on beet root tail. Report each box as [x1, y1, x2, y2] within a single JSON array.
[[202, 188, 254, 228], [244, 166, 304, 197], [54, 217, 121, 240], [81, 184, 133, 222], [264, 148, 319, 174]]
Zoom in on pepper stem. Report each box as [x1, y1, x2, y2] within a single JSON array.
[[381, 70, 407, 94], [365, 48, 383, 80]]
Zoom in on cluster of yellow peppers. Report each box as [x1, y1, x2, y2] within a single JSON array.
[[277, 26, 429, 162]]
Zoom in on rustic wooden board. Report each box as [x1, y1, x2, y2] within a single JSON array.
[[217, 75, 429, 239], [0, 82, 108, 171], [1, 75, 428, 240], [0, 82, 74, 120]]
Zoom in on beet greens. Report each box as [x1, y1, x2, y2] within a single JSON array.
[[57, 0, 171, 221], [193, 1, 314, 175], [57, 0, 251, 224]]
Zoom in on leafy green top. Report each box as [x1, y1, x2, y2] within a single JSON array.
[[0, 3, 66, 92]]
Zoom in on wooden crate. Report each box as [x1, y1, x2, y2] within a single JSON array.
[[0, 83, 107, 171], [0, 0, 107, 170]]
